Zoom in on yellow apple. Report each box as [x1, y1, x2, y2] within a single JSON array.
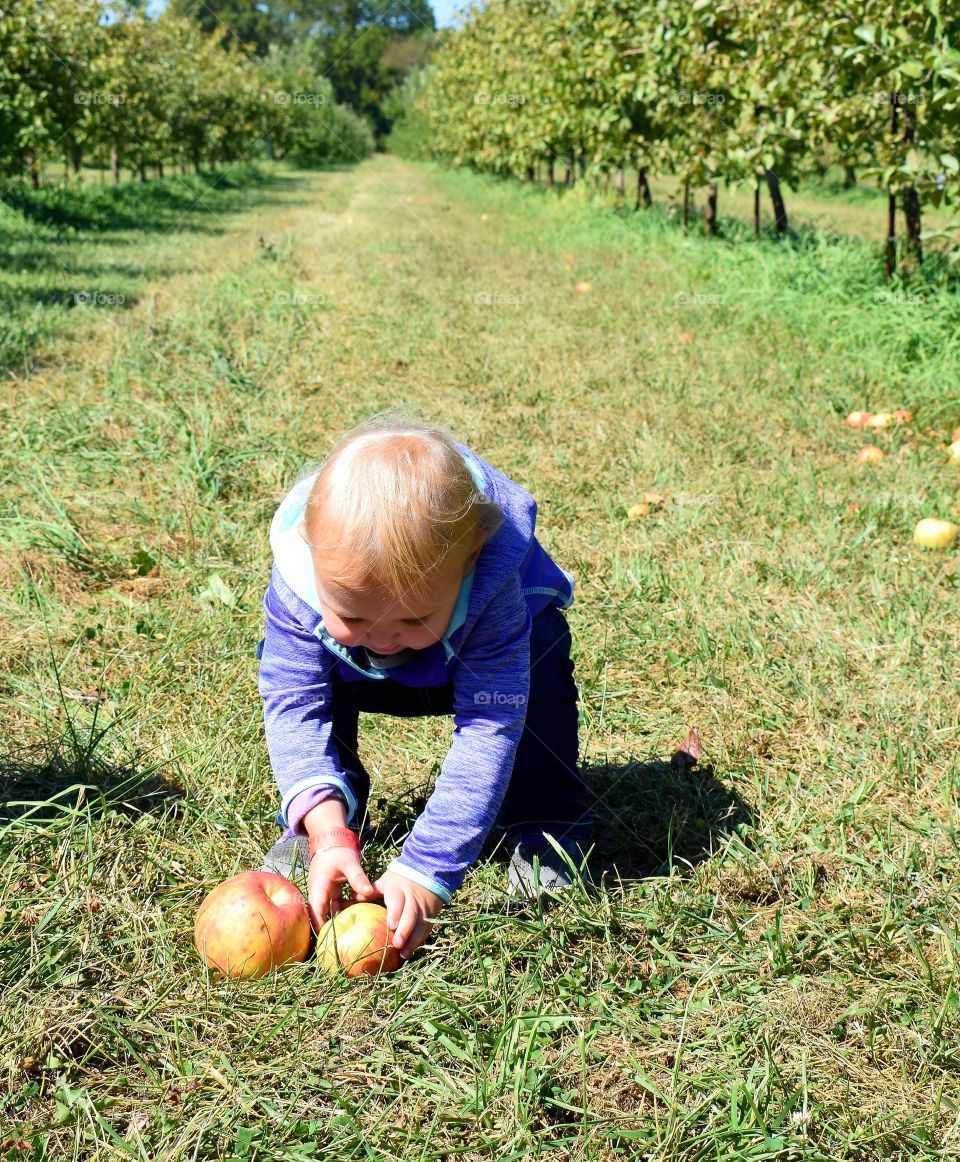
[[846, 411, 873, 428], [948, 440, 960, 465], [317, 902, 403, 978], [913, 518, 959, 550], [867, 412, 893, 430], [194, 870, 310, 979]]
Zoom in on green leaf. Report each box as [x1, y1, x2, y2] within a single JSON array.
[[200, 574, 236, 608]]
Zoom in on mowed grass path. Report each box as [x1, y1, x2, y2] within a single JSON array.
[[2, 153, 960, 1159]]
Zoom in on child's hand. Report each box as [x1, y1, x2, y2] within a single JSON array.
[[306, 847, 379, 931], [373, 870, 445, 960]]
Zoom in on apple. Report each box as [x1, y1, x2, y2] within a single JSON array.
[[892, 409, 912, 424], [948, 440, 960, 465], [575, 280, 591, 293], [194, 870, 310, 980], [952, 426, 960, 443], [867, 411, 893, 429], [856, 446, 885, 465], [846, 411, 873, 428], [913, 518, 959, 550], [316, 902, 403, 978], [627, 502, 651, 519]]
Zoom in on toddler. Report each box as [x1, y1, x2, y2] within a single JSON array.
[[256, 413, 592, 960]]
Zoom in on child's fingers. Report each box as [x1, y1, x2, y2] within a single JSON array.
[[346, 863, 378, 901], [390, 892, 418, 951], [398, 917, 430, 960]]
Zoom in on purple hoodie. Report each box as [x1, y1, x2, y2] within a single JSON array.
[[257, 442, 574, 901]]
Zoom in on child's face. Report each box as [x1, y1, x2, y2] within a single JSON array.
[[302, 528, 482, 654]]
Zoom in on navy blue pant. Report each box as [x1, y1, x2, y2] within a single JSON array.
[[330, 604, 592, 847]]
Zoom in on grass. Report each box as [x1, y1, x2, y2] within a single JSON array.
[[1, 151, 960, 1159], [0, 162, 314, 381]]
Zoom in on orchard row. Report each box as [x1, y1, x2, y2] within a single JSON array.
[[1, 2, 373, 186], [416, 0, 960, 266]]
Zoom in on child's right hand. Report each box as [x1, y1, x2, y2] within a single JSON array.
[[306, 846, 380, 931]]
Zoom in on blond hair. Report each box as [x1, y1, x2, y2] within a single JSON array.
[[302, 411, 505, 602]]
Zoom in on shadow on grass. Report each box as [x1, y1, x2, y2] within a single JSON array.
[[0, 738, 184, 825], [355, 747, 752, 890], [0, 166, 311, 233], [582, 754, 753, 885]]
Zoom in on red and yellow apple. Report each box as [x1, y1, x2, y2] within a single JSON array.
[[867, 411, 893, 430], [913, 518, 959, 550], [316, 902, 403, 978], [846, 410, 873, 428], [194, 870, 311, 979], [856, 445, 885, 465]]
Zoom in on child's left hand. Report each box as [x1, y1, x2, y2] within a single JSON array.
[[373, 870, 445, 960]]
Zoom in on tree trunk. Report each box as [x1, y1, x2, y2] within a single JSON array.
[[525, 164, 534, 182], [194, 155, 202, 174], [705, 182, 718, 236], [111, 144, 120, 184], [764, 167, 788, 234], [901, 104, 922, 268], [614, 166, 625, 199], [682, 179, 690, 232], [139, 161, 147, 183], [27, 151, 40, 189], [545, 153, 555, 188], [157, 161, 164, 178], [636, 167, 652, 209], [885, 94, 898, 281], [71, 150, 82, 176], [753, 181, 760, 238], [578, 153, 586, 181], [842, 164, 856, 188], [565, 154, 574, 185]]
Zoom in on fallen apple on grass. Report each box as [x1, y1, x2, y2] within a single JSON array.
[[194, 870, 311, 980], [575, 280, 591, 293], [856, 446, 885, 465], [846, 410, 873, 428], [948, 440, 960, 465], [867, 411, 893, 430], [317, 902, 403, 978], [913, 518, 959, 550]]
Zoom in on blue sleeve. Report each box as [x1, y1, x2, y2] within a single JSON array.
[[386, 573, 531, 900], [257, 576, 360, 832]]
